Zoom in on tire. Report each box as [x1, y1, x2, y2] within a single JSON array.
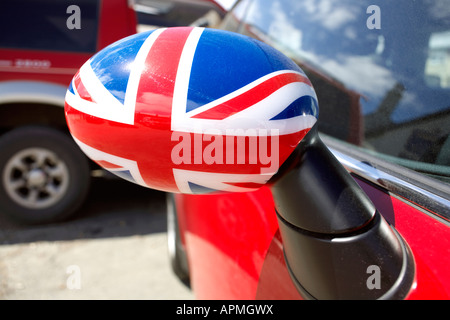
[[166, 193, 190, 286], [0, 126, 90, 224]]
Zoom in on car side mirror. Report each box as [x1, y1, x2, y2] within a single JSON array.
[[65, 27, 414, 299]]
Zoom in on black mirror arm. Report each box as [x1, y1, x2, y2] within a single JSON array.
[[271, 125, 415, 299]]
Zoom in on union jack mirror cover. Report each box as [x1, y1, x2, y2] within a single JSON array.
[[65, 27, 319, 194]]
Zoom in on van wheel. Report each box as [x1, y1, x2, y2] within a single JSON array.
[[0, 126, 90, 224]]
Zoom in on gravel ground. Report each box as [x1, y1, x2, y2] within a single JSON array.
[[0, 178, 194, 300]]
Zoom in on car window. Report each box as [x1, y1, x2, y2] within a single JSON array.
[[0, 0, 99, 53], [135, 0, 225, 30], [222, 0, 450, 184]]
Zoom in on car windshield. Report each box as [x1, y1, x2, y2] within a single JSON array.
[[222, 0, 450, 184]]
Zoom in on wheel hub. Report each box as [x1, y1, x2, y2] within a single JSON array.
[[26, 169, 47, 188], [2, 147, 70, 209]]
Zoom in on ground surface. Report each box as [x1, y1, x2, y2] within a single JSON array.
[[0, 178, 194, 300]]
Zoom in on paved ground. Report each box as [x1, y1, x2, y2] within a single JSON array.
[[0, 177, 194, 300]]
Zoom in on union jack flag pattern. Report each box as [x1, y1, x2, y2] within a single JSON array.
[[65, 27, 318, 194]]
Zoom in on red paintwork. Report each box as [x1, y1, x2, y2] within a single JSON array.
[[175, 186, 280, 299], [0, 49, 90, 86], [0, 0, 136, 87], [175, 177, 450, 300], [356, 180, 450, 300], [98, 0, 137, 50]]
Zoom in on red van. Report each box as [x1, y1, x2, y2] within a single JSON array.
[[0, 0, 137, 224]]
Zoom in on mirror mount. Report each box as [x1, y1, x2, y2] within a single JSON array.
[[271, 125, 415, 299], [272, 125, 375, 233]]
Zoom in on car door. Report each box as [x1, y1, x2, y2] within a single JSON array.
[[203, 0, 450, 299]]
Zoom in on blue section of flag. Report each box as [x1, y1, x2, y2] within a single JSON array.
[[68, 80, 75, 95], [111, 170, 136, 184], [89, 31, 152, 104], [188, 182, 218, 194], [187, 29, 302, 113], [271, 95, 319, 120]]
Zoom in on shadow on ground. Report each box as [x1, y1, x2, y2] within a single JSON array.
[[0, 177, 168, 245]]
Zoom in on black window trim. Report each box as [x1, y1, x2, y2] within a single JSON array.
[[322, 133, 450, 225]]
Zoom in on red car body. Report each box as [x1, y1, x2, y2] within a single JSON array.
[[175, 178, 450, 299], [170, 0, 450, 300]]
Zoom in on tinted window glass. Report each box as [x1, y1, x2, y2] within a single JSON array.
[[225, 0, 450, 183], [0, 0, 99, 53], [221, 0, 253, 33], [135, 0, 224, 28]]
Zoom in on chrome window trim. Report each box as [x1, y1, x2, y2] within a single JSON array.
[[321, 134, 450, 224]]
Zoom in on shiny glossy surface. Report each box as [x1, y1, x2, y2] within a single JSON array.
[[354, 178, 450, 299], [175, 176, 450, 299], [65, 27, 319, 194], [62, 3, 450, 299], [223, 0, 450, 183], [171, 0, 450, 299], [325, 135, 450, 222], [175, 187, 282, 299]]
